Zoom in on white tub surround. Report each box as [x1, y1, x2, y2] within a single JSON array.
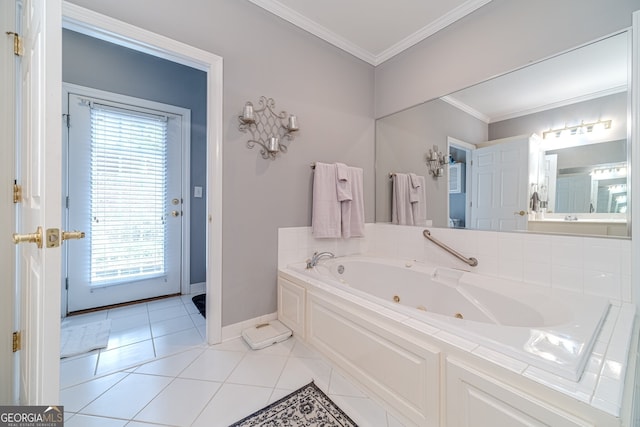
[[290, 256, 609, 382], [277, 225, 637, 427]]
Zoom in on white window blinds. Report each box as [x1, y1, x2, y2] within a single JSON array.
[[90, 104, 168, 285]]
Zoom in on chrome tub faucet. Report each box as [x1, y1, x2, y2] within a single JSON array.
[[306, 251, 335, 269]]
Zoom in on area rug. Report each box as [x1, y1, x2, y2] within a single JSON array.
[[60, 319, 111, 358], [230, 381, 358, 426], [192, 293, 206, 318]]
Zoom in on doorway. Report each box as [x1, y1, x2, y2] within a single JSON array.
[[447, 137, 474, 229], [61, 3, 223, 350]]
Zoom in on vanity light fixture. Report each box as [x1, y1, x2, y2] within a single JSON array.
[[238, 96, 299, 159], [542, 119, 612, 139], [426, 145, 447, 178]]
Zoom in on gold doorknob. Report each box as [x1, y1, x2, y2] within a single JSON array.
[[514, 210, 526, 216], [12, 226, 43, 249], [62, 230, 85, 241], [171, 210, 180, 217]]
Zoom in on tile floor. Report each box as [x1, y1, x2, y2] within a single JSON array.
[[60, 294, 206, 389], [60, 296, 413, 427]]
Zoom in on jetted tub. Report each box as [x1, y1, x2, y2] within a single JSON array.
[[288, 255, 610, 382]]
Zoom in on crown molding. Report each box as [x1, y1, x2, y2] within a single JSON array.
[[246, 0, 492, 66], [489, 86, 628, 123], [441, 95, 490, 123], [246, 0, 377, 65], [375, 0, 493, 65]]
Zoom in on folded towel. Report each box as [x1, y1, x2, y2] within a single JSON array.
[[335, 162, 352, 202], [312, 162, 341, 238], [392, 173, 414, 225], [341, 166, 365, 238], [410, 175, 427, 226], [408, 173, 421, 203]]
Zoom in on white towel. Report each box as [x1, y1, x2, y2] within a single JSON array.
[[335, 162, 352, 202], [392, 173, 414, 225], [410, 175, 427, 226], [408, 173, 421, 203], [341, 167, 365, 238], [312, 162, 341, 238]]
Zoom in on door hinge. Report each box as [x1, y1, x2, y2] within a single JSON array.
[[5, 32, 22, 56], [12, 331, 21, 352], [63, 114, 70, 128], [13, 181, 22, 204]]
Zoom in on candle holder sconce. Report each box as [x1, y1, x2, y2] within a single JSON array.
[[426, 145, 447, 178], [238, 96, 299, 160]]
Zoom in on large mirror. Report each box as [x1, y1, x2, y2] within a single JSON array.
[[375, 31, 630, 238]]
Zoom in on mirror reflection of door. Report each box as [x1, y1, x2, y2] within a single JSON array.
[[470, 136, 529, 231]]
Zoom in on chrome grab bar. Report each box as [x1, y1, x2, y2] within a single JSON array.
[[422, 229, 478, 267]]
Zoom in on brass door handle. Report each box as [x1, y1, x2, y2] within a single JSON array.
[[62, 230, 85, 241], [44, 228, 85, 248], [12, 226, 43, 248], [514, 210, 526, 216]]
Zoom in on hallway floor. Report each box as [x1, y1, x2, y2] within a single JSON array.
[[60, 295, 413, 426]]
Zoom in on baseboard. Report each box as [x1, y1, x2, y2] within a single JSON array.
[[221, 312, 278, 342], [189, 282, 206, 295]]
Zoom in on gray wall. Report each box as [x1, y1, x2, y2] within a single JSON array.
[[489, 92, 629, 142], [375, 0, 640, 118], [67, 0, 637, 327], [375, 99, 486, 227], [547, 140, 627, 171], [67, 0, 376, 327], [62, 29, 208, 285]]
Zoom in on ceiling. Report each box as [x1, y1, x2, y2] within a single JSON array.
[[443, 32, 628, 123], [247, 1, 627, 121], [246, 0, 493, 66]]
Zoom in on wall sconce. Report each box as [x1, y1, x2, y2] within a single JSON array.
[[542, 119, 611, 139], [238, 96, 299, 159], [426, 145, 447, 178]]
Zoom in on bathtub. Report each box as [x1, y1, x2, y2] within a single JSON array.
[[287, 255, 610, 382]]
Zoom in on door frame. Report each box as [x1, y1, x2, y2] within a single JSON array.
[[447, 136, 475, 229], [62, 83, 192, 314], [62, 2, 223, 344], [1, 0, 17, 405]]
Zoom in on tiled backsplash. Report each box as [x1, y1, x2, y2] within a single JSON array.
[[278, 224, 632, 303]]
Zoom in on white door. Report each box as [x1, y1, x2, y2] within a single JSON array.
[[471, 137, 529, 231], [65, 90, 185, 312], [13, 0, 62, 404], [556, 175, 591, 213]]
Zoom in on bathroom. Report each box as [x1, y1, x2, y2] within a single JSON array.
[[3, 0, 640, 425]]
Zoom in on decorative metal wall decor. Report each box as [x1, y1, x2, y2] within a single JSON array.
[[238, 96, 299, 159]]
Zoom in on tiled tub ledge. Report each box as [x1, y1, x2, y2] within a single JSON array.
[[277, 266, 638, 427]]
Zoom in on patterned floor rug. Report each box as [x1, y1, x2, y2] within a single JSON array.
[[229, 381, 358, 426]]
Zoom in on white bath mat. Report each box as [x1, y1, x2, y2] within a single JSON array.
[[60, 319, 112, 358]]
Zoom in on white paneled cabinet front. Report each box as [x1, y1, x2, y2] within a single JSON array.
[[277, 277, 306, 338], [307, 291, 440, 427], [446, 358, 594, 427]]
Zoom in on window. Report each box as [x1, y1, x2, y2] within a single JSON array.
[[89, 104, 168, 285]]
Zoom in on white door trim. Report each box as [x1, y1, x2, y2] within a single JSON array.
[[1, 0, 17, 405], [632, 11, 639, 312], [61, 2, 223, 344], [447, 136, 475, 229]]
